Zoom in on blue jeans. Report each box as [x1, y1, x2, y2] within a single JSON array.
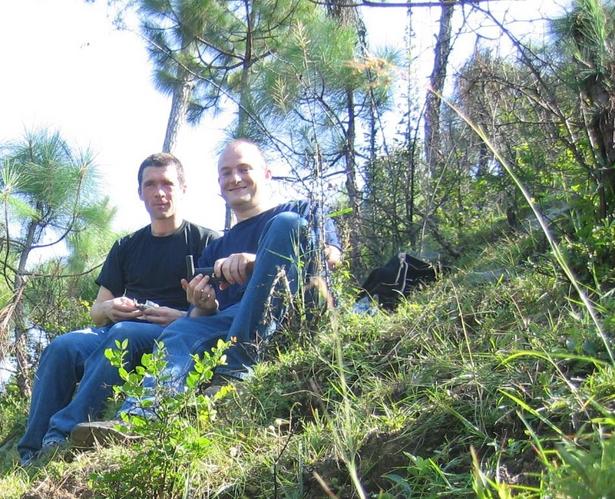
[[18, 321, 163, 460], [122, 211, 308, 412]]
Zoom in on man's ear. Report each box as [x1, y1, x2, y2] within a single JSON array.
[[138, 187, 143, 200], [264, 166, 273, 180]]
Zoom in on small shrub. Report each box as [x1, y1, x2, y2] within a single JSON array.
[[91, 338, 231, 498]]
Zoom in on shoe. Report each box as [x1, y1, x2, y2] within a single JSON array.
[[123, 405, 158, 421], [70, 420, 140, 449], [19, 450, 37, 468], [19, 449, 41, 468], [201, 373, 237, 398], [21, 438, 67, 467], [41, 436, 67, 450]]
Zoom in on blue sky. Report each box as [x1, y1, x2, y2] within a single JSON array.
[[1, 0, 228, 234], [0, 0, 562, 237]]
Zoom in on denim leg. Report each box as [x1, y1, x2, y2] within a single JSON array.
[[119, 212, 311, 413], [220, 211, 309, 379], [17, 326, 109, 459], [119, 312, 235, 414], [42, 321, 163, 443]]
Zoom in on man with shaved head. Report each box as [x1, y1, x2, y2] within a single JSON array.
[[158, 138, 341, 384], [180, 139, 341, 380]]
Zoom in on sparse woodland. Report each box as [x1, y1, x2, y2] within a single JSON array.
[[1, 0, 614, 497]]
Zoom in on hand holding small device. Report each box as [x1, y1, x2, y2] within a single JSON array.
[[134, 299, 160, 311]]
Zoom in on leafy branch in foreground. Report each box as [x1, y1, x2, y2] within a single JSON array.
[[92, 338, 232, 498]]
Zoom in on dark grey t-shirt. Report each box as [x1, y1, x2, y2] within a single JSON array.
[[96, 221, 219, 311]]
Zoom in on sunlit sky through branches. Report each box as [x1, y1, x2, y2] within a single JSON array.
[[1, 0, 564, 245]]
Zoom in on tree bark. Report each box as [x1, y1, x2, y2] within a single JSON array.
[[163, 74, 194, 153], [325, 0, 363, 272], [13, 216, 38, 395], [345, 88, 362, 272], [223, 0, 258, 231], [424, 0, 454, 176], [406, 5, 417, 247]]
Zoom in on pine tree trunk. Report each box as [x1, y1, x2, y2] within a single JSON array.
[[163, 74, 194, 153], [424, 1, 454, 177], [420, 1, 454, 254], [325, 0, 363, 271], [345, 88, 362, 273], [406, 5, 417, 247], [225, 1, 257, 231], [13, 217, 38, 396]]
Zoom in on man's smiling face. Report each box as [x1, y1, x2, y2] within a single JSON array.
[[217, 141, 271, 214]]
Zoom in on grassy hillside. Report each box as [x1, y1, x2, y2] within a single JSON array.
[[1, 222, 613, 498]]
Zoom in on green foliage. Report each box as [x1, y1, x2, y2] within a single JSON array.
[[0, 128, 116, 391], [257, 11, 360, 108], [91, 338, 232, 498], [564, 212, 615, 291], [0, 382, 28, 472], [0, 224, 613, 498], [360, 148, 416, 267], [552, 0, 615, 81], [0, 130, 111, 240], [251, 8, 396, 178], [5, 2, 615, 495], [135, 0, 319, 132], [194, 231, 612, 497], [26, 261, 95, 335], [384, 452, 471, 497], [549, 429, 615, 497], [548, 0, 615, 218]]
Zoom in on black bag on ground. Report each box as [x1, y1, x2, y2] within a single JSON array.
[[357, 252, 439, 310]]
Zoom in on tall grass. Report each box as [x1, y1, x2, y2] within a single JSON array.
[[434, 88, 614, 365], [1, 227, 613, 497]]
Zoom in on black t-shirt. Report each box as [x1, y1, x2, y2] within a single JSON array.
[[96, 221, 219, 311]]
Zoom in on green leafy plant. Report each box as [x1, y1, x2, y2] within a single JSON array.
[[564, 214, 615, 291], [550, 436, 615, 497], [91, 338, 232, 498], [385, 452, 471, 497]]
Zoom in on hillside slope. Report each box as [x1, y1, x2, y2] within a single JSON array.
[[1, 223, 613, 498]]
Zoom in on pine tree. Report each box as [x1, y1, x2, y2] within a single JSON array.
[[0, 129, 114, 392], [552, 0, 615, 219]]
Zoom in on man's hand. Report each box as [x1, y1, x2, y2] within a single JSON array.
[[325, 245, 342, 269], [181, 274, 218, 316], [100, 296, 143, 324], [139, 306, 185, 326], [214, 252, 256, 289]]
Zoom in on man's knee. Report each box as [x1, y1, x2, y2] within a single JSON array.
[[156, 316, 191, 341], [105, 322, 139, 349], [106, 321, 139, 339], [154, 317, 198, 355], [42, 331, 90, 363], [105, 322, 162, 354], [269, 211, 307, 234]]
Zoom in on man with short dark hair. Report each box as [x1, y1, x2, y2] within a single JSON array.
[[18, 153, 219, 465]]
